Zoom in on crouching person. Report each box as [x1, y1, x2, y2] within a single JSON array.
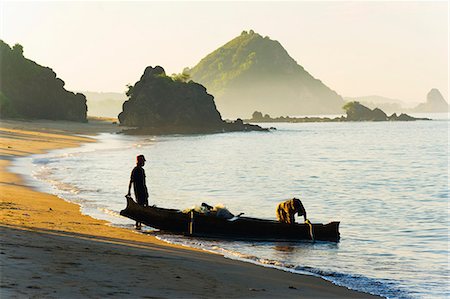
[[276, 198, 307, 224]]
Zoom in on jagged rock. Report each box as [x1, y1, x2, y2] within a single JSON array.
[[389, 113, 428, 121], [371, 108, 388, 121], [343, 102, 387, 121], [344, 102, 430, 121], [389, 113, 398, 121], [118, 66, 267, 134], [0, 40, 87, 122]]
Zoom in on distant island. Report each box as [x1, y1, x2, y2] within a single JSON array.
[[187, 30, 344, 118], [0, 40, 87, 122], [411, 89, 449, 113], [345, 89, 448, 114], [247, 102, 431, 123], [118, 66, 266, 134]]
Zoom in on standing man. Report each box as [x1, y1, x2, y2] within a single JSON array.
[[127, 154, 149, 229]]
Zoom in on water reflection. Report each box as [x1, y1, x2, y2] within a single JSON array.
[[274, 245, 296, 253]]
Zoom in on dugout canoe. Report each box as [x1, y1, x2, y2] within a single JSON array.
[[120, 196, 340, 242]]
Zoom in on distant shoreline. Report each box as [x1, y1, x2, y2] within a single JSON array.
[[245, 103, 432, 123]]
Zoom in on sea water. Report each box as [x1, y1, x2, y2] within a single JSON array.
[[11, 114, 449, 299]]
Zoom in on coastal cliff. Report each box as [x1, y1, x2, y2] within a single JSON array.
[[0, 40, 87, 122]]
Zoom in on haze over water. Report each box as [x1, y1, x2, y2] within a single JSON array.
[[13, 116, 449, 299]]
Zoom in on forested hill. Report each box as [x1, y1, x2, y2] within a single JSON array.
[[188, 30, 344, 118], [0, 40, 87, 121]]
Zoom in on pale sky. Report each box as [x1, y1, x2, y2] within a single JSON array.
[[1, 1, 448, 104]]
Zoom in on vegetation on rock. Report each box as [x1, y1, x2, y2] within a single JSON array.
[[0, 40, 87, 121]]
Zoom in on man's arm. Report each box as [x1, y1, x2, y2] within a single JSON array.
[[127, 179, 132, 196], [127, 169, 134, 196], [299, 206, 307, 222], [143, 168, 149, 197]]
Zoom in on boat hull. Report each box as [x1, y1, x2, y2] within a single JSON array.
[[120, 197, 340, 242]]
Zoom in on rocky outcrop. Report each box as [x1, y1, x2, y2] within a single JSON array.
[[247, 102, 430, 123], [0, 40, 87, 122], [388, 113, 427, 121], [118, 66, 267, 134], [412, 89, 448, 113], [344, 102, 430, 121], [343, 102, 388, 121], [344, 95, 405, 114]]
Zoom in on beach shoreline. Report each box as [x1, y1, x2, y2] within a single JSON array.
[[0, 119, 382, 298]]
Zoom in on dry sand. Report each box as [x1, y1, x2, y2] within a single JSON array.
[[0, 119, 382, 298]]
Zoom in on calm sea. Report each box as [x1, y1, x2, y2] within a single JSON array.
[[12, 114, 449, 299]]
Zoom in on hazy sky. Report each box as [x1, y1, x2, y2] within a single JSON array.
[[1, 1, 448, 104]]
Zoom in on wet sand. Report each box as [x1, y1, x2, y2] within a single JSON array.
[[0, 119, 382, 298]]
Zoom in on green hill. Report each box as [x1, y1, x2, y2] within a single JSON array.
[[188, 30, 344, 118], [0, 40, 87, 121]]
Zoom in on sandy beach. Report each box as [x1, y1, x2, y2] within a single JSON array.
[[0, 119, 382, 298]]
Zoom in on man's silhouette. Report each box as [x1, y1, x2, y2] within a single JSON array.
[[127, 154, 149, 229]]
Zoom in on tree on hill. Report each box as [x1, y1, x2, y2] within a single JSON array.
[[252, 111, 263, 120], [171, 69, 191, 83]]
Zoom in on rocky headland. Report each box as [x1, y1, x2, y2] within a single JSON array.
[[0, 40, 87, 122], [247, 102, 430, 123], [118, 66, 266, 134]]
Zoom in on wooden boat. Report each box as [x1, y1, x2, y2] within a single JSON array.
[[120, 196, 340, 242]]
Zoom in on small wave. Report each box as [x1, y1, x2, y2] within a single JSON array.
[[32, 157, 54, 165], [32, 153, 75, 165], [98, 208, 122, 218], [51, 180, 80, 195], [32, 169, 81, 195]]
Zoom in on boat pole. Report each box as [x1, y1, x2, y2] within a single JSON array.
[[189, 210, 194, 235], [305, 219, 315, 242]]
